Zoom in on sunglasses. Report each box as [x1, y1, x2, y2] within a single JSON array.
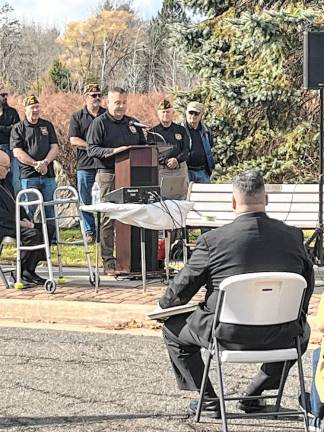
[[188, 111, 200, 116], [88, 93, 101, 98], [0, 93, 8, 97]]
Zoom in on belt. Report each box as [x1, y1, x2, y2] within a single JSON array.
[[98, 168, 114, 173], [188, 165, 207, 171]]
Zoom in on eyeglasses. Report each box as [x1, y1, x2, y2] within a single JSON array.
[[88, 93, 101, 98], [188, 111, 200, 116], [0, 93, 8, 97]]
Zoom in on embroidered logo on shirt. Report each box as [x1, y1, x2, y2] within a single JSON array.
[[129, 125, 137, 134], [175, 133, 182, 141], [40, 127, 49, 136]]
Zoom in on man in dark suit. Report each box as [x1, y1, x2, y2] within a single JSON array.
[[0, 150, 50, 285], [159, 169, 314, 418]]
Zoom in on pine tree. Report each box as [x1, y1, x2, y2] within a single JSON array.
[[169, 0, 324, 182], [49, 59, 72, 92]]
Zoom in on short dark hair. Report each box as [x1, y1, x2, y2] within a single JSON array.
[[108, 86, 127, 95], [233, 169, 265, 197]]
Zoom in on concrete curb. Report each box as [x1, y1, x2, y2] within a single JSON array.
[[0, 298, 154, 327]]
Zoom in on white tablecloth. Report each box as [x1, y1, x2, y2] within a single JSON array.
[[80, 200, 194, 230]]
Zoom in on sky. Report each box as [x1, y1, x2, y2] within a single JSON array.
[[5, 0, 163, 31]]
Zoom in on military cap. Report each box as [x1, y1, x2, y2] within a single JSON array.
[[84, 83, 101, 94], [187, 101, 204, 113], [23, 95, 39, 107], [157, 99, 173, 110]]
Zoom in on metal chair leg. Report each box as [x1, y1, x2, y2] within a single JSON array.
[[215, 342, 228, 432], [195, 347, 213, 423], [296, 336, 309, 432], [274, 361, 289, 413], [0, 267, 10, 288]]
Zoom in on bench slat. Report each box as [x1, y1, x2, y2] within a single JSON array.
[[187, 183, 320, 230]]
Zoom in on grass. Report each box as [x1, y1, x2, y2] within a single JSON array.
[[1, 228, 96, 267], [1, 227, 314, 268]]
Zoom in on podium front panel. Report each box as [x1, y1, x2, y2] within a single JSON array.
[[115, 146, 159, 273]]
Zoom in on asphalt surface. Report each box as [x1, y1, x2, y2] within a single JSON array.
[[0, 326, 312, 432]]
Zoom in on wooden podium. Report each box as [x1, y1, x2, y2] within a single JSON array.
[[114, 145, 159, 273]]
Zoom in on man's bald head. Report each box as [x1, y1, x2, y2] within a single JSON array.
[[0, 150, 10, 180], [232, 169, 267, 213]]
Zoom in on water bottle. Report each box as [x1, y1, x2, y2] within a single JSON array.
[[91, 182, 101, 205]]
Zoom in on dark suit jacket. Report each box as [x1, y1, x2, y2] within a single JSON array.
[[0, 178, 28, 241], [159, 212, 314, 349]]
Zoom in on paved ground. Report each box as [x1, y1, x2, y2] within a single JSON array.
[[0, 265, 323, 344], [0, 265, 322, 431], [0, 326, 313, 432]]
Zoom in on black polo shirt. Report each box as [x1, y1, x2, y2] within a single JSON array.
[[69, 106, 106, 170], [10, 118, 58, 179], [0, 106, 20, 144], [87, 112, 146, 170], [187, 123, 208, 168], [149, 122, 189, 165]]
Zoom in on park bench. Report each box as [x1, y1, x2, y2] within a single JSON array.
[[183, 182, 322, 263], [186, 182, 320, 230]]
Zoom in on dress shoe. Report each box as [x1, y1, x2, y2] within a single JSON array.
[[103, 260, 116, 276], [11, 271, 34, 288], [188, 399, 221, 419], [237, 392, 267, 413], [30, 271, 47, 285], [22, 270, 46, 285]]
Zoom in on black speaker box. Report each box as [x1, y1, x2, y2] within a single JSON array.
[[304, 31, 324, 89]]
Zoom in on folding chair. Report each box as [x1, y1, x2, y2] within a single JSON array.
[[196, 272, 309, 432], [0, 237, 16, 288]]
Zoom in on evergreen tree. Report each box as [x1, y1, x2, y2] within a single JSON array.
[[169, 0, 323, 182], [49, 59, 72, 92]]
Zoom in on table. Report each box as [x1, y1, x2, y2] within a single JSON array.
[[80, 200, 194, 292]]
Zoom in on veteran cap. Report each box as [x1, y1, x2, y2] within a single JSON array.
[[157, 99, 173, 110], [23, 95, 39, 107], [187, 101, 204, 113], [84, 83, 101, 94]]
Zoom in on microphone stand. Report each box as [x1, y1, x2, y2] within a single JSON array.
[[305, 87, 324, 265], [147, 130, 168, 146]]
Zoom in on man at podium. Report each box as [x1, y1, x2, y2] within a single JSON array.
[[87, 87, 146, 275]]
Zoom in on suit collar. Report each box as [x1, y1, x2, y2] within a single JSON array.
[[235, 211, 268, 220]]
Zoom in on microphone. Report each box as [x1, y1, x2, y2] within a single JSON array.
[[129, 120, 150, 129]]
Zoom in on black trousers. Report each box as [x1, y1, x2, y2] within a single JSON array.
[[163, 313, 311, 397], [1, 222, 54, 273]]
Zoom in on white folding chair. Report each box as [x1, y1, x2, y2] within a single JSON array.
[[196, 272, 309, 432]]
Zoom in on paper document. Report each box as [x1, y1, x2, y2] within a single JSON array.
[[147, 303, 198, 321]]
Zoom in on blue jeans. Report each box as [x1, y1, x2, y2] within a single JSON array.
[[188, 169, 211, 184], [20, 176, 56, 221], [0, 143, 21, 194], [311, 347, 324, 418], [77, 169, 96, 235]]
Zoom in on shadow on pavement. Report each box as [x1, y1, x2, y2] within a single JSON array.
[[0, 413, 189, 429]]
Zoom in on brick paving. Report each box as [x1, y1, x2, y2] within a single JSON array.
[[0, 268, 322, 344]]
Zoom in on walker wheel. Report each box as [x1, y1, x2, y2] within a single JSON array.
[[44, 279, 56, 294], [89, 273, 100, 287]]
